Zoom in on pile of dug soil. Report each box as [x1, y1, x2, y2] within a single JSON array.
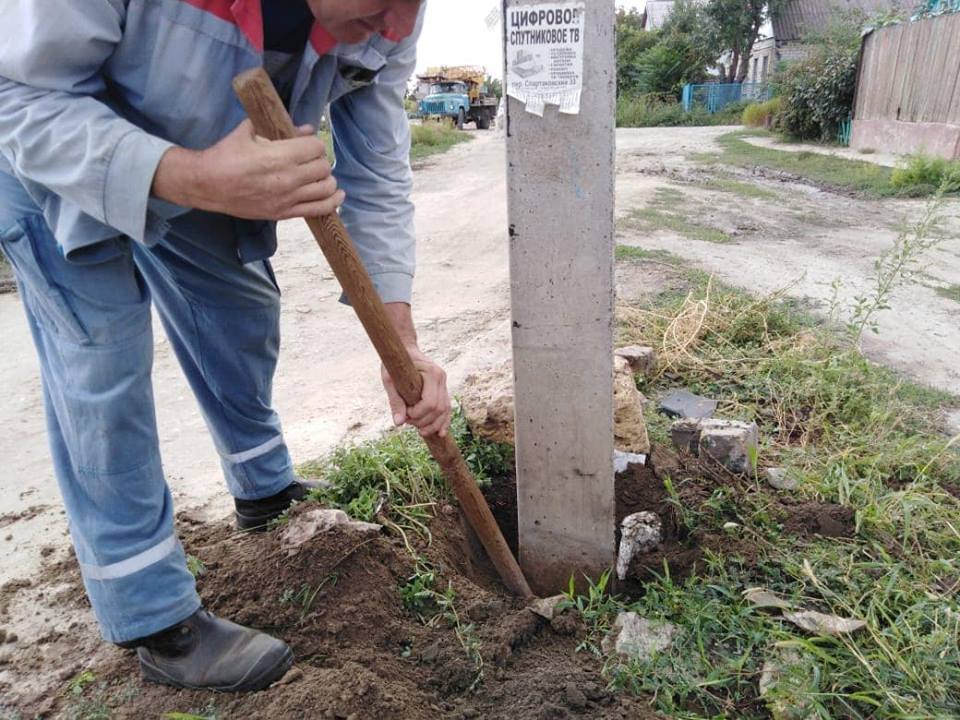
[[14, 500, 660, 719], [5, 445, 855, 718]]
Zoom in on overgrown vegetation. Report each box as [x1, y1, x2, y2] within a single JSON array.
[[742, 98, 781, 128], [891, 153, 960, 197], [617, 95, 747, 128], [409, 122, 472, 162], [567, 260, 960, 717], [616, 5, 717, 99], [774, 11, 900, 142]]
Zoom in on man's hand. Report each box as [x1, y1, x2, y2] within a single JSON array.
[[381, 303, 452, 438], [152, 120, 345, 220]]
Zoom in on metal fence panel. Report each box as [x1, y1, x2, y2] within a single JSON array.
[[681, 82, 773, 113]]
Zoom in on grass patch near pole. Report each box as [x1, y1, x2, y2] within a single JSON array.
[[571, 273, 960, 718]]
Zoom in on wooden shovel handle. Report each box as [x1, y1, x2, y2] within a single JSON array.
[[233, 68, 533, 599]]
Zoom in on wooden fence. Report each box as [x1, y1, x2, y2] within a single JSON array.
[[851, 13, 960, 157]]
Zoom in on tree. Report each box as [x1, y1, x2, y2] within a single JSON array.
[[633, 1, 719, 96], [615, 8, 659, 96], [706, 0, 781, 82], [485, 76, 503, 99]]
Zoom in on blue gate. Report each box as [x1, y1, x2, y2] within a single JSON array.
[[682, 82, 773, 114]]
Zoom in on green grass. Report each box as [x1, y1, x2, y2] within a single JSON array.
[[615, 245, 684, 264], [707, 131, 898, 197], [587, 275, 960, 718], [619, 187, 733, 244], [742, 98, 782, 128], [936, 284, 960, 304], [617, 95, 747, 128], [700, 176, 778, 200], [297, 407, 512, 542], [409, 122, 472, 162], [891, 153, 960, 198]]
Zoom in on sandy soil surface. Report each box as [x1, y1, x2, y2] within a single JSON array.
[[2, 124, 958, 709]]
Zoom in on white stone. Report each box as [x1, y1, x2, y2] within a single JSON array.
[[616, 512, 662, 580], [280, 508, 381, 550], [613, 450, 647, 474], [527, 594, 567, 620], [765, 467, 798, 491], [601, 612, 675, 659]]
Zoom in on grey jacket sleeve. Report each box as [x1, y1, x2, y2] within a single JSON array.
[[0, 0, 174, 243], [329, 17, 424, 305]]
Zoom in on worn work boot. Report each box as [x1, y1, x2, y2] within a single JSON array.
[[133, 609, 293, 692], [234, 479, 317, 531]]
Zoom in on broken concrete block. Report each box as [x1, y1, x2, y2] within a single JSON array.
[[461, 359, 651, 453], [765, 467, 798, 491], [658, 389, 718, 420], [670, 418, 759, 475], [613, 449, 647, 474], [600, 612, 675, 659], [614, 345, 658, 377], [458, 363, 516, 445], [699, 419, 759, 474], [670, 418, 702, 454], [616, 512, 662, 580], [614, 357, 651, 454], [280, 508, 381, 550]]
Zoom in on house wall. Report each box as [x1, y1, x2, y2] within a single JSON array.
[[851, 13, 960, 159]]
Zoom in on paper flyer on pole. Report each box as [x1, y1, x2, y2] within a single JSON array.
[[505, 2, 586, 116]]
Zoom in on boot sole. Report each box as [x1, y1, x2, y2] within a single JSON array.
[[140, 645, 294, 692], [235, 508, 281, 533]]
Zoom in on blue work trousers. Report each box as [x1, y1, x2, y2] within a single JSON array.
[[0, 176, 296, 643]]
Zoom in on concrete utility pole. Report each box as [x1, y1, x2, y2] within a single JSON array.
[[503, 0, 616, 595]]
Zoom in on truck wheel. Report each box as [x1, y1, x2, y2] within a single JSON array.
[[456, 108, 465, 131], [477, 112, 491, 130]]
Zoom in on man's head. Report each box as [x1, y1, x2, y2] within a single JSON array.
[[307, 0, 422, 44]]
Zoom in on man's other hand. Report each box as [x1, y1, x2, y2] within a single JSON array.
[[381, 346, 452, 438], [152, 120, 345, 220]]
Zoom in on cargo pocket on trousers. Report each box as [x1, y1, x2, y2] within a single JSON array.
[[0, 216, 91, 345]]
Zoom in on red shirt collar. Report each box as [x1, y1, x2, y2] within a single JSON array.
[[310, 23, 410, 55]]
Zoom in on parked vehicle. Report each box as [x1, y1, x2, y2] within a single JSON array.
[[418, 66, 500, 130]]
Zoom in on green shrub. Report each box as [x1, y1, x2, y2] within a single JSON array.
[[741, 97, 781, 127], [891, 153, 960, 197], [776, 14, 863, 141]]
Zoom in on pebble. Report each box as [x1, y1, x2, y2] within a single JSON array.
[[564, 682, 588, 710]]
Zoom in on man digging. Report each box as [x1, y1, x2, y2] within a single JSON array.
[[0, 0, 451, 692]]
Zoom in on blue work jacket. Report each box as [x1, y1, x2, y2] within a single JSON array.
[[0, 0, 425, 303]]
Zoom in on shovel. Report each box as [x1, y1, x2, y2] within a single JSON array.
[[233, 68, 533, 599]]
